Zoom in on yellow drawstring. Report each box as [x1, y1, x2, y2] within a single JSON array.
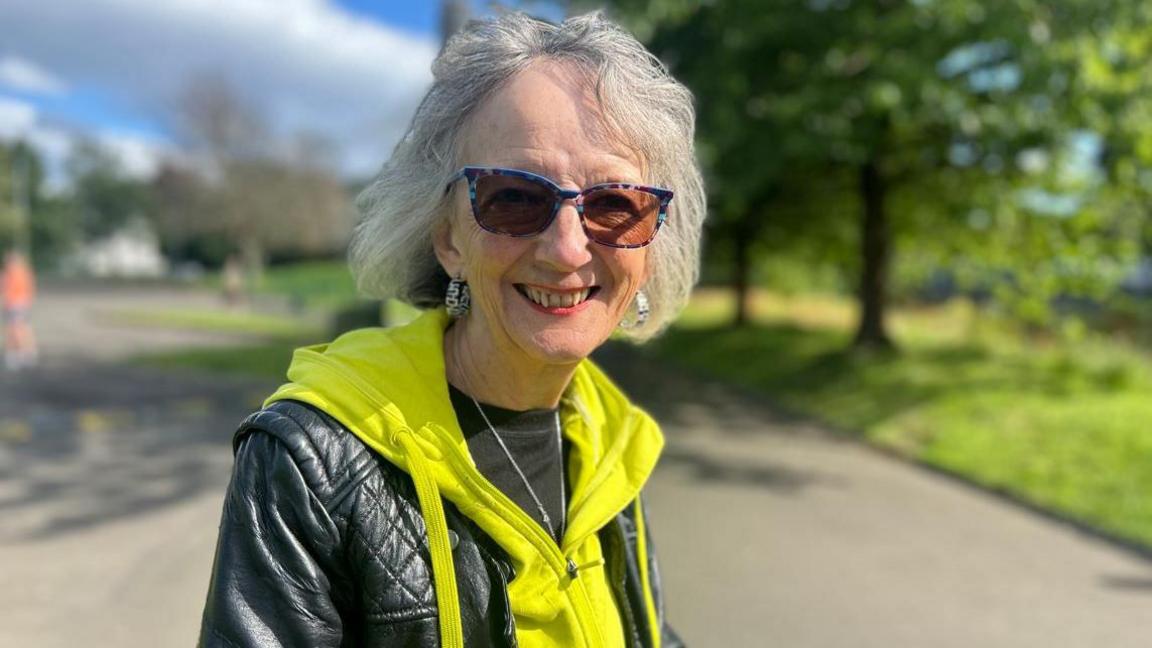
[[394, 429, 464, 648], [634, 499, 660, 648]]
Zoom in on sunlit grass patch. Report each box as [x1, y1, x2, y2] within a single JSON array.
[[127, 299, 423, 380], [256, 261, 358, 309], [106, 307, 324, 340], [135, 343, 301, 380]]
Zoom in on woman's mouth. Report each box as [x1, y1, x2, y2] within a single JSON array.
[[515, 284, 599, 312]]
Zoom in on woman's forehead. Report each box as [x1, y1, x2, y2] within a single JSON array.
[[458, 61, 643, 175]]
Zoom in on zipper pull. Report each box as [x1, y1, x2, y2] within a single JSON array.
[[566, 556, 605, 579]]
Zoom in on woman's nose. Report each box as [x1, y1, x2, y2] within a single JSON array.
[[536, 203, 593, 271]]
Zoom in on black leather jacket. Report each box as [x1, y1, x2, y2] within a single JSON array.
[[199, 400, 684, 647]]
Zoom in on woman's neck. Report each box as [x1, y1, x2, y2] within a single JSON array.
[[443, 319, 578, 411]]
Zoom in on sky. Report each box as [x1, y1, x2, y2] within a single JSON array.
[[0, 0, 565, 188]]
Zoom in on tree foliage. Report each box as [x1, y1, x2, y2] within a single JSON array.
[[66, 138, 154, 240], [595, 0, 1133, 344], [0, 141, 84, 268]]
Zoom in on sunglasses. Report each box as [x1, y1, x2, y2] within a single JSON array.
[[448, 166, 673, 249]]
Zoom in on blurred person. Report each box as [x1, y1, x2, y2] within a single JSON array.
[[2, 249, 38, 370], [221, 253, 246, 306], [200, 12, 704, 648]]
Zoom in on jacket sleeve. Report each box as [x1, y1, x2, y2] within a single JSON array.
[[199, 430, 345, 647]]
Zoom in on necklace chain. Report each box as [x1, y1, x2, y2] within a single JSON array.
[[470, 396, 566, 541]]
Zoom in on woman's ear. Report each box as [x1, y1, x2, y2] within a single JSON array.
[[432, 217, 464, 279]]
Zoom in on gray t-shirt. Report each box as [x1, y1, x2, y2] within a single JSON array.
[[449, 384, 568, 542]]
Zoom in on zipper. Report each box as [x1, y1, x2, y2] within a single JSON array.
[[429, 422, 608, 646]]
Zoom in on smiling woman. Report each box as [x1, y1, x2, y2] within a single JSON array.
[[199, 11, 705, 648], [434, 62, 664, 391]]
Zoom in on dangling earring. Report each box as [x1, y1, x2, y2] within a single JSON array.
[[618, 290, 649, 329], [445, 275, 471, 318]]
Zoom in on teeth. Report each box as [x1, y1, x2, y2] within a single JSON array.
[[523, 286, 591, 308]]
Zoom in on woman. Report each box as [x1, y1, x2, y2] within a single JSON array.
[[200, 11, 704, 648]]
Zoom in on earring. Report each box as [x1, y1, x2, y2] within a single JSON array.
[[618, 290, 649, 330], [445, 276, 471, 318]]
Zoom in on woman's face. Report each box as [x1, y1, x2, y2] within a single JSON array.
[[434, 61, 649, 368]]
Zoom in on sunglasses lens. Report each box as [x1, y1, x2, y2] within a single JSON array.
[[582, 188, 662, 247], [473, 174, 555, 236]]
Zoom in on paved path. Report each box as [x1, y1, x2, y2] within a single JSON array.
[[597, 349, 1152, 647], [2, 285, 1151, 647], [0, 365, 271, 647], [28, 281, 287, 365], [1, 284, 279, 646]]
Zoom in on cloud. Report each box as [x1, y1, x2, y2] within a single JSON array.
[[0, 96, 38, 138], [0, 55, 68, 96], [98, 130, 169, 179], [0, 95, 74, 189], [0, 93, 167, 191], [0, 0, 439, 177], [25, 126, 71, 164]]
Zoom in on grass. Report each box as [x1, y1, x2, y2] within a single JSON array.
[[130, 302, 419, 381], [126, 260, 418, 380], [255, 261, 359, 309], [136, 342, 306, 379], [124, 306, 328, 379], [108, 307, 324, 340], [648, 288, 1152, 549]]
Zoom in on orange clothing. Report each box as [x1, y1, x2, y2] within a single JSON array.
[[2, 256, 35, 309]]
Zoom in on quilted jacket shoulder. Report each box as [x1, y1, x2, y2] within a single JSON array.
[[200, 400, 515, 647]]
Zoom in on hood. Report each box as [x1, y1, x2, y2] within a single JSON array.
[[264, 308, 665, 641]]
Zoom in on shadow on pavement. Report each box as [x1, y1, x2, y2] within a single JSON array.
[[659, 445, 827, 494], [592, 341, 848, 491], [0, 364, 275, 542], [1099, 574, 1152, 592], [593, 341, 834, 439]]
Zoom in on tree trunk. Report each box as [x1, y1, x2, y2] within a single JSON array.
[[733, 228, 752, 327], [854, 159, 894, 350]]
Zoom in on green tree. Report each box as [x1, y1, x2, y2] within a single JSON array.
[[601, 0, 1092, 348], [0, 141, 80, 269], [67, 138, 154, 240], [0, 141, 44, 252], [1068, 1, 1152, 261]]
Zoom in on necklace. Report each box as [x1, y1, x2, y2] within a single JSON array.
[[470, 396, 566, 541]]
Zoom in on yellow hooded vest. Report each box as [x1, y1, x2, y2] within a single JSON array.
[[264, 308, 665, 647]]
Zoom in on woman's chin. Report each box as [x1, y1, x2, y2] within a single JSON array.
[[516, 328, 606, 366]]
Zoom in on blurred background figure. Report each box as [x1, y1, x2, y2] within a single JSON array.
[[220, 253, 246, 306], [2, 249, 37, 369]]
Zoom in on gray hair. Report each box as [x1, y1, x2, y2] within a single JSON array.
[[350, 11, 705, 341]]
